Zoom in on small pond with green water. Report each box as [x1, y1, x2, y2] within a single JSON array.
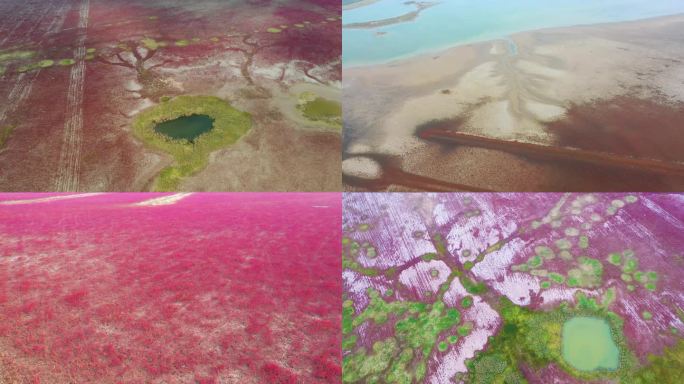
[[154, 114, 214, 143], [562, 316, 619, 372]]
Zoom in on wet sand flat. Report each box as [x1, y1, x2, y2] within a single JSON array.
[[343, 14, 684, 191]]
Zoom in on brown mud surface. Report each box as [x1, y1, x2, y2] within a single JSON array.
[[343, 14, 684, 191]]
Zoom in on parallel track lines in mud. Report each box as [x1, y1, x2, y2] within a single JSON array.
[[0, 1, 69, 128], [0, 1, 32, 47], [47, 0, 71, 35], [0, 72, 38, 124], [419, 129, 684, 177], [0, 0, 57, 47], [55, 0, 89, 192]]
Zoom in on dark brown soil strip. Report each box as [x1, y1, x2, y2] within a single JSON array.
[[417, 128, 684, 177], [547, 97, 684, 163]]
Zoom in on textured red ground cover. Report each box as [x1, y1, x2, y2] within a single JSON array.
[[0, 193, 341, 383]]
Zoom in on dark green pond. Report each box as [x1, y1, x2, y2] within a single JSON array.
[[154, 114, 214, 143]]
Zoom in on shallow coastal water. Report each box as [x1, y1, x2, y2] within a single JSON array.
[[343, 0, 684, 66]]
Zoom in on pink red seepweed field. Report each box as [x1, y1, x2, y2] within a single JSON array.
[[0, 193, 341, 383]]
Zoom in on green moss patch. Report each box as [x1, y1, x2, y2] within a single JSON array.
[[132, 95, 251, 191]]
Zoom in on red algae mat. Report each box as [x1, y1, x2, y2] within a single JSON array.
[[0, 193, 341, 383]]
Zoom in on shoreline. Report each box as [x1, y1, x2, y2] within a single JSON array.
[[342, 12, 684, 191], [342, 0, 381, 11], [343, 12, 684, 69], [343, 2, 439, 29]]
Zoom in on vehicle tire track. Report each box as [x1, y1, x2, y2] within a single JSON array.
[[0, 0, 69, 125], [0, 72, 39, 124], [55, 0, 90, 192]]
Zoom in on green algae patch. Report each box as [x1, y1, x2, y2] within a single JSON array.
[[297, 92, 342, 129], [562, 317, 620, 372], [132, 95, 252, 191], [267, 27, 282, 33], [175, 39, 190, 47]]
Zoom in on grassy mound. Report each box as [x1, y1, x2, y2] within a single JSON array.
[[132, 95, 252, 191]]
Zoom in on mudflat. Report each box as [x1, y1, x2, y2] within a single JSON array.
[[343, 14, 684, 191]]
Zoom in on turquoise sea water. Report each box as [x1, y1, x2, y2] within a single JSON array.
[[343, 0, 684, 66]]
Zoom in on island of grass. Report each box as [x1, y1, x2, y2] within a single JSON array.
[[132, 95, 252, 191], [297, 91, 342, 129]]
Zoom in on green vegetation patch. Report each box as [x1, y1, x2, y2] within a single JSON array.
[[632, 339, 684, 384], [535, 245, 555, 260], [608, 252, 622, 266], [38, 59, 54, 68], [58, 58, 76, 66], [567, 257, 603, 288], [0, 50, 35, 62], [555, 238, 572, 250], [549, 273, 565, 284], [343, 288, 463, 383], [465, 298, 637, 383], [297, 92, 342, 129], [132, 95, 251, 191], [141, 37, 162, 50], [0, 125, 16, 148]]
